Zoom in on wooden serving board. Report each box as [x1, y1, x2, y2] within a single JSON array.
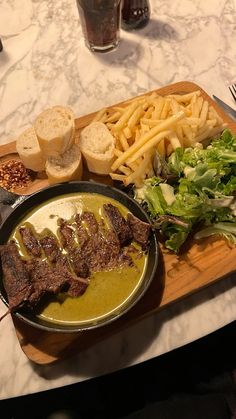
[[1, 81, 236, 365]]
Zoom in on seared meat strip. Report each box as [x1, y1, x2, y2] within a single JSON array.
[[26, 259, 69, 306], [70, 249, 90, 278], [40, 234, 89, 295], [75, 214, 88, 248], [127, 213, 151, 250], [81, 211, 99, 234], [58, 218, 75, 249], [19, 226, 42, 257], [103, 204, 133, 246], [0, 242, 33, 310], [78, 227, 133, 271], [58, 218, 90, 278], [40, 235, 61, 263], [55, 261, 88, 297]]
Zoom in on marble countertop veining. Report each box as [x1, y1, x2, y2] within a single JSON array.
[[0, 0, 236, 400]]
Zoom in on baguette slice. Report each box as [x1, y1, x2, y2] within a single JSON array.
[[79, 122, 115, 175], [34, 106, 75, 157], [45, 144, 83, 184], [16, 127, 46, 172]]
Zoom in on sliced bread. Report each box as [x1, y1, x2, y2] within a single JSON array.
[[79, 122, 115, 175], [45, 143, 83, 184], [16, 126, 46, 172], [34, 106, 75, 158]]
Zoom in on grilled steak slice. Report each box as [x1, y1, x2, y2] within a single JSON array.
[[80, 232, 111, 271], [66, 278, 88, 297], [75, 214, 88, 247], [78, 228, 132, 271], [0, 242, 33, 310], [40, 235, 61, 263], [41, 235, 89, 293], [56, 262, 88, 297], [103, 204, 133, 246], [81, 211, 99, 234], [26, 259, 69, 306], [127, 213, 151, 250], [19, 226, 42, 257], [70, 249, 90, 278], [58, 218, 75, 249]]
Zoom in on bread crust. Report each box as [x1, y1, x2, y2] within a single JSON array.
[[34, 106, 75, 157], [45, 144, 83, 184], [79, 122, 115, 175], [16, 127, 46, 172]]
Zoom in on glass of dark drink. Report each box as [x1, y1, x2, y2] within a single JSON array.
[[76, 0, 122, 52], [121, 0, 150, 30]]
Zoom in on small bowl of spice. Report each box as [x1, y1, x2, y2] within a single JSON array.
[[0, 159, 33, 192]]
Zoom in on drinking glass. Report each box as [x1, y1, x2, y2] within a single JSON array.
[[121, 0, 150, 30], [76, 0, 122, 52]]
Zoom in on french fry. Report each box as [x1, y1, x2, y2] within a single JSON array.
[[123, 126, 132, 139], [114, 148, 123, 157], [140, 118, 162, 127], [127, 105, 145, 130], [168, 91, 201, 103], [119, 132, 129, 151], [112, 101, 140, 132], [168, 131, 182, 150], [127, 130, 172, 164], [160, 99, 171, 119], [92, 108, 107, 122], [105, 111, 122, 123], [152, 96, 165, 119], [124, 151, 153, 186], [111, 111, 185, 171], [200, 100, 209, 126], [170, 98, 180, 115], [109, 173, 127, 182], [118, 165, 132, 176]]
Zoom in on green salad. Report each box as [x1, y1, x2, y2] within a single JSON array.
[[135, 129, 236, 252]]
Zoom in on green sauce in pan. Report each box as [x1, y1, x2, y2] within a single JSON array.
[[10, 193, 147, 326]]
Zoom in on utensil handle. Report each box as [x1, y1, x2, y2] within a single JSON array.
[[0, 187, 24, 226]]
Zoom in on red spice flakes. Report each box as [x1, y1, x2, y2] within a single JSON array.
[[0, 159, 32, 191]]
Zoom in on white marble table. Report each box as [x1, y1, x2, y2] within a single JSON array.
[[0, 0, 236, 400]]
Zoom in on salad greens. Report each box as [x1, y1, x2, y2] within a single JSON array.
[[135, 129, 236, 252]]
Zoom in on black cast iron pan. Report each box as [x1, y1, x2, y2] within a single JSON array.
[[0, 181, 158, 333]]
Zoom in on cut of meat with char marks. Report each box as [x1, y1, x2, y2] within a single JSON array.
[[127, 213, 151, 250], [81, 211, 99, 234], [58, 218, 75, 249], [25, 257, 88, 304], [19, 226, 42, 257], [25, 259, 69, 306], [40, 235, 90, 294], [57, 218, 90, 278], [40, 234, 61, 263], [0, 242, 33, 310], [103, 203, 133, 246], [78, 228, 133, 271], [55, 261, 88, 297], [75, 214, 88, 247], [70, 249, 90, 278], [66, 277, 88, 297]]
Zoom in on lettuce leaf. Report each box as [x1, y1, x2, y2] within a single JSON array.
[[135, 129, 236, 252]]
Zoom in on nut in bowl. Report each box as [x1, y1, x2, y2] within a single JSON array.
[[0, 181, 158, 332]]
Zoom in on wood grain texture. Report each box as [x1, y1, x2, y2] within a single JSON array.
[[1, 81, 236, 365]]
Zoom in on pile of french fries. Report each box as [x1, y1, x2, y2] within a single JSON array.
[[92, 90, 226, 187]]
